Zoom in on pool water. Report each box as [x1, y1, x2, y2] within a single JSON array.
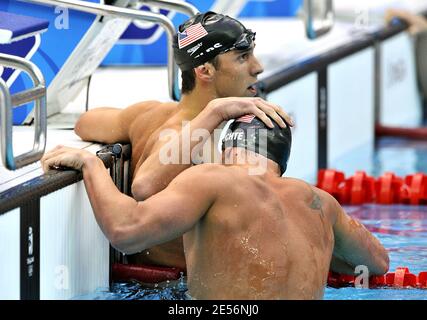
[[75, 280, 189, 300], [325, 204, 427, 300], [74, 137, 427, 300]]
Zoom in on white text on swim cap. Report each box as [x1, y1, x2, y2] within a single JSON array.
[[224, 131, 244, 141], [194, 43, 223, 59]]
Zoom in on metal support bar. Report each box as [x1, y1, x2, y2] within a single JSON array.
[[0, 78, 13, 168], [141, 0, 198, 16], [304, 0, 334, 40], [22, 0, 181, 100], [96, 143, 131, 267], [0, 53, 47, 170], [11, 85, 46, 107]]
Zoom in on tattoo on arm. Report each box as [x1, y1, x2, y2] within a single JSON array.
[[310, 193, 322, 210], [309, 189, 324, 216]]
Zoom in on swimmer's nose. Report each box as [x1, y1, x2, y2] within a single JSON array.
[[252, 55, 264, 77]]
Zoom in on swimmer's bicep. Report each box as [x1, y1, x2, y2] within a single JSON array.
[[134, 170, 216, 247]]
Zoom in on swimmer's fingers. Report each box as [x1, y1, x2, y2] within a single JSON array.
[[254, 99, 288, 128], [262, 100, 294, 127], [42, 155, 64, 173], [41, 145, 66, 172], [43, 152, 84, 172], [41, 146, 87, 172], [41, 146, 74, 168], [41, 153, 73, 173], [41, 145, 66, 161], [251, 107, 274, 128], [271, 103, 294, 127]]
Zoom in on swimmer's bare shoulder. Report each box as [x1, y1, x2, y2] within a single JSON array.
[[279, 177, 336, 218], [282, 177, 389, 275], [181, 163, 233, 184], [75, 100, 178, 144], [169, 163, 235, 199]]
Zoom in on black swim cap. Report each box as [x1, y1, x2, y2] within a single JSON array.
[[173, 11, 255, 71], [222, 115, 292, 175]]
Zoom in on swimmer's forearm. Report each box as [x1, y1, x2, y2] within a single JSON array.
[[82, 156, 141, 249], [82, 156, 200, 254], [131, 105, 222, 200], [333, 223, 390, 276], [330, 255, 358, 275]]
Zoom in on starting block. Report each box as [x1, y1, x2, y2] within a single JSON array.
[[0, 10, 49, 124]]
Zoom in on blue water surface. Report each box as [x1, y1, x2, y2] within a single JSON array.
[[325, 204, 427, 300]]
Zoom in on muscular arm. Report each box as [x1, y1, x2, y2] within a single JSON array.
[[131, 102, 223, 200], [324, 193, 389, 276], [131, 97, 292, 200], [81, 155, 216, 254], [74, 101, 156, 144]]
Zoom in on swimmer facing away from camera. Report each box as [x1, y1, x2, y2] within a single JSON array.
[[42, 114, 389, 299]]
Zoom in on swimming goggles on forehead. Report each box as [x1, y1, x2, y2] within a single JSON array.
[[180, 12, 225, 31], [221, 30, 256, 54]]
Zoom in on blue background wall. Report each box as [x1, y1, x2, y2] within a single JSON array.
[[0, 0, 302, 123]]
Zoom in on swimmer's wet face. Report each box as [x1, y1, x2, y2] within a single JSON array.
[[173, 11, 264, 96], [213, 43, 263, 98], [222, 115, 292, 175]]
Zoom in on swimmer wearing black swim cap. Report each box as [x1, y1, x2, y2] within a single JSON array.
[[173, 11, 256, 71], [222, 114, 292, 175]]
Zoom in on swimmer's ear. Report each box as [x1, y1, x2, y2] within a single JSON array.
[[194, 63, 215, 82]]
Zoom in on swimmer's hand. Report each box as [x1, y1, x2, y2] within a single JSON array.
[[207, 97, 294, 129], [41, 145, 97, 173], [385, 9, 427, 35]]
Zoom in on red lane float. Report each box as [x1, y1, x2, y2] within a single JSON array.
[[112, 263, 427, 289], [112, 263, 184, 283], [401, 173, 427, 205], [328, 267, 427, 289], [375, 172, 404, 204], [376, 124, 427, 140], [343, 171, 376, 205], [316, 170, 345, 202], [317, 170, 427, 205]]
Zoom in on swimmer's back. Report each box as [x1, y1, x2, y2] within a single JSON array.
[[184, 165, 336, 300]]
